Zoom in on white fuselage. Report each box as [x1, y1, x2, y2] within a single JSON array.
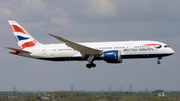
[[7, 20, 174, 68], [20, 40, 174, 61]]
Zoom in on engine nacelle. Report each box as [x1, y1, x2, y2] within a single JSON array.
[[103, 50, 122, 63]]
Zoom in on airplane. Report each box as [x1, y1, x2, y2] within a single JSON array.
[[6, 20, 174, 69]]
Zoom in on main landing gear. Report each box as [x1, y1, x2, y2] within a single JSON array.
[[157, 57, 162, 65], [86, 55, 96, 69], [86, 63, 96, 68]]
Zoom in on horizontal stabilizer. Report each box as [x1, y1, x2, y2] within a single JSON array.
[[5, 47, 31, 53]]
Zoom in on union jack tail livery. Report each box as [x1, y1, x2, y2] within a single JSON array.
[[8, 20, 40, 50]]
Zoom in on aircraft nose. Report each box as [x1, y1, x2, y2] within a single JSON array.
[[170, 48, 174, 54]]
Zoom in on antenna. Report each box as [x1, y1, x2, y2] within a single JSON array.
[[71, 84, 73, 92], [14, 85, 16, 93], [145, 86, 147, 92], [120, 87, 122, 93], [109, 85, 111, 93], [130, 84, 132, 93]]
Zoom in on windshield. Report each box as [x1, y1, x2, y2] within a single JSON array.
[[164, 45, 170, 48]]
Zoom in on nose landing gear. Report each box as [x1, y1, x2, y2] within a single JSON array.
[[157, 57, 162, 65]]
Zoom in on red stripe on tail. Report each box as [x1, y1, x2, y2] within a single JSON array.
[[10, 25, 29, 35], [19, 40, 37, 50]]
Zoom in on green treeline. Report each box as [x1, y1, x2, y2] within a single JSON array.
[[0, 91, 180, 101]]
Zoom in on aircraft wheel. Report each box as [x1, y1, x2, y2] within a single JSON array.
[[92, 63, 96, 67], [86, 64, 92, 69], [157, 61, 161, 65]]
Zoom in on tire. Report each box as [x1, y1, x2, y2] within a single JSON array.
[[86, 64, 92, 68], [92, 63, 96, 67]]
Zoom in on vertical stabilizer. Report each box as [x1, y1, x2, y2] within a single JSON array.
[[8, 20, 41, 50]]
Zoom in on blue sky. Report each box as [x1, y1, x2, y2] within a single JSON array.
[[0, 0, 179, 91]]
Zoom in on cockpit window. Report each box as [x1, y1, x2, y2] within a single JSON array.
[[164, 45, 170, 48]]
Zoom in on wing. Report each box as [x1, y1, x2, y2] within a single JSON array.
[[48, 34, 102, 58]]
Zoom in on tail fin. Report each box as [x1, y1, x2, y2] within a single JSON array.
[[8, 20, 41, 50]]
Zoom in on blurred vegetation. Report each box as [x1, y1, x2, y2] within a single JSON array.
[[0, 91, 180, 101]]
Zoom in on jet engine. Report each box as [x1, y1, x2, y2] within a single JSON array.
[[102, 50, 122, 63]]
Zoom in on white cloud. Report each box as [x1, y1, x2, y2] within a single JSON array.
[[0, 3, 14, 19], [51, 17, 69, 27], [22, 0, 47, 12], [48, 7, 71, 27], [53, 7, 70, 17], [81, 0, 117, 17], [22, 22, 44, 30], [0, 6, 12, 19], [115, 0, 180, 19], [0, 0, 47, 20]]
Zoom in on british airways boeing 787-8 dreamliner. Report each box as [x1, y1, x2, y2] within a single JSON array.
[[6, 20, 174, 68]]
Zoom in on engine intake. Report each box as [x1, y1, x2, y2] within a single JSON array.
[[103, 50, 122, 63]]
